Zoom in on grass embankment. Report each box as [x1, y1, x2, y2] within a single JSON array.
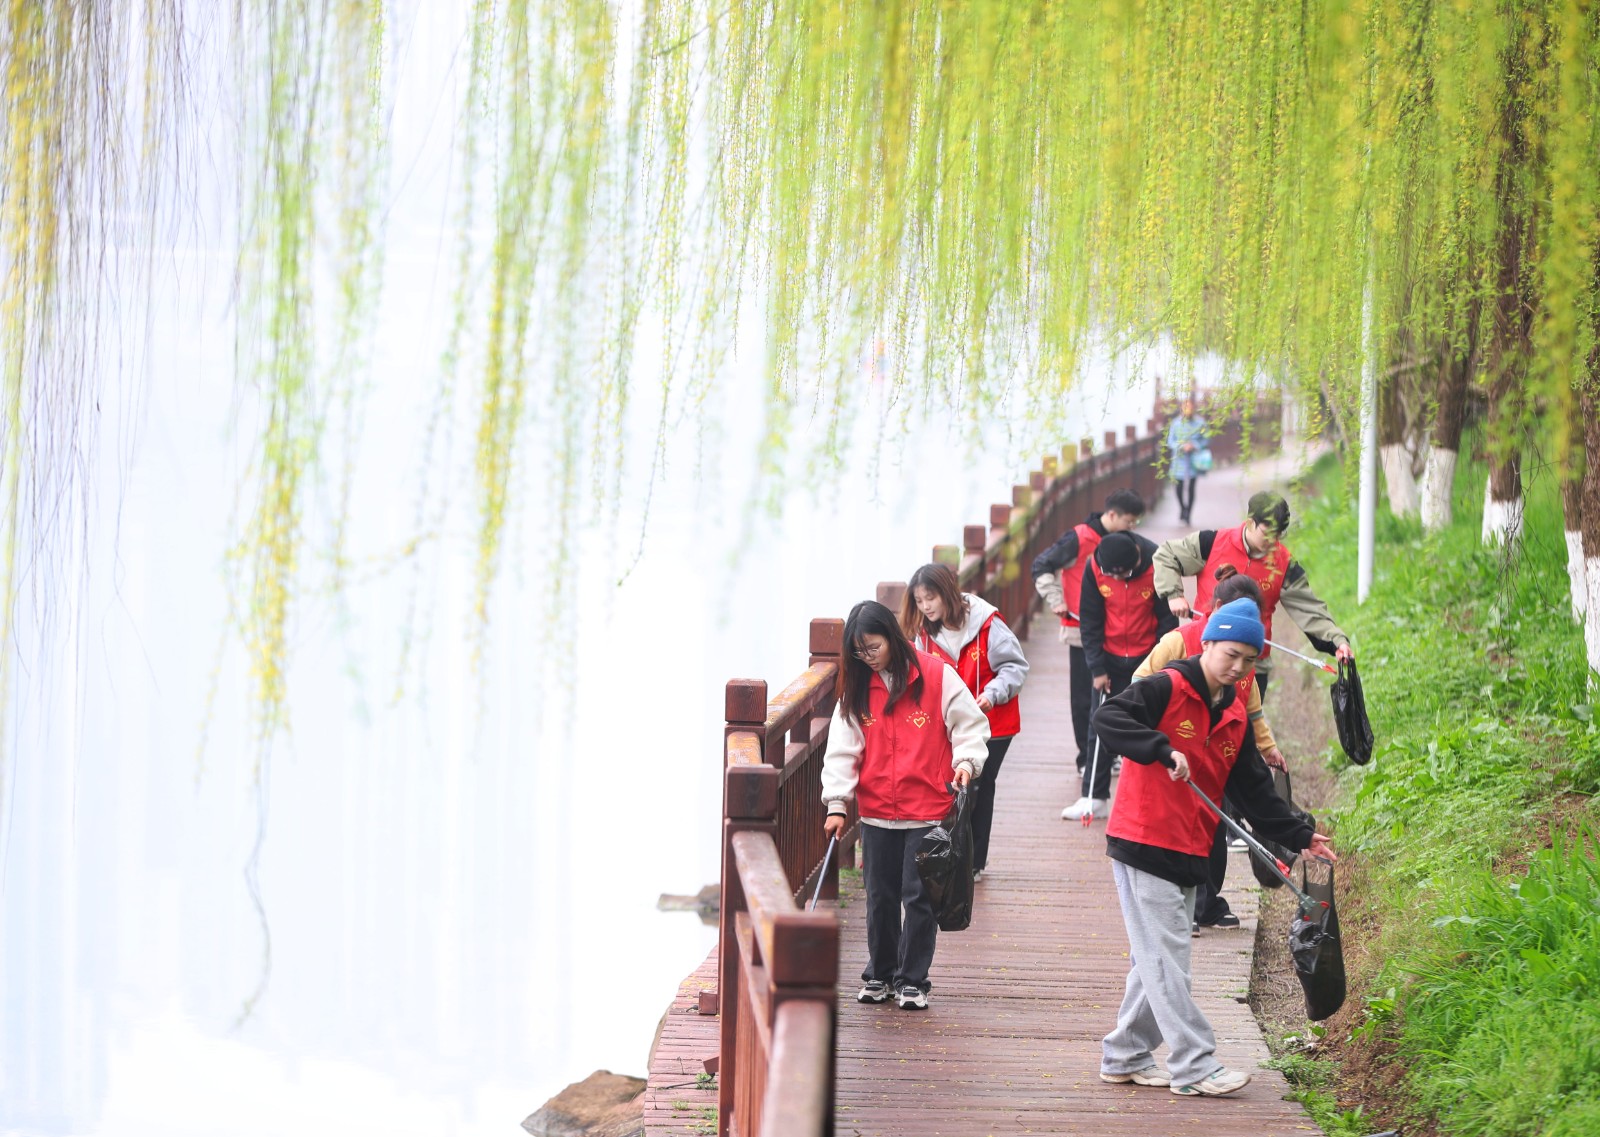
[[1277, 453, 1600, 1137]]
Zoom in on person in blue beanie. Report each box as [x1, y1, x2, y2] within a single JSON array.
[[1090, 597, 1336, 1097]]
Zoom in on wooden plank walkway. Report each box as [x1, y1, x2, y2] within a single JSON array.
[[647, 447, 1325, 1136]]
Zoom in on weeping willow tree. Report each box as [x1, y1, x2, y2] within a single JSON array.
[[5, 0, 1600, 762]]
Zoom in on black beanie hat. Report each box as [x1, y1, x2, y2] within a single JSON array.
[[1097, 531, 1140, 574]]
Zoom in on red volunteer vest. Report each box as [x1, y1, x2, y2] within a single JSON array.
[[1106, 666, 1250, 856], [1178, 620, 1257, 702], [1059, 522, 1103, 627], [854, 651, 957, 821], [917, 613, 1020, 739], [1089, 560, 1161, 659], [1192, 525, 1290, 659]]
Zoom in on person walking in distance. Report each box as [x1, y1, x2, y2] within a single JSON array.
[[1133, 566, 1288, 929], [1031, 488, 1147, 781], [821, 601, 991, 1011], [1167, 397, 1207, 525], [1093, 597, 1336, 1096], [901, 563, 1028, 883], [1062, 531, 1176, 820], [1153, 490, 1353, 700]]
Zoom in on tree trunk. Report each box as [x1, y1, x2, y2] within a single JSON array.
[[1421, 303, 1478, 532], [1565, 469, 1586, 622], [1583, 385, 1600, 677], [1379, 358, 1420, 517]]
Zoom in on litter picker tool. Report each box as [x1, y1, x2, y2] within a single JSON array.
[[1184, 779, 1327, 917], [1082, 687, 1105, 828], [807, 835, 839, 912], [1188, 608, 1336, 675]]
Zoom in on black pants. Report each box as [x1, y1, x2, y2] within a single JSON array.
[[1082, 656, 1141, 799], [1256, 668, 1272, 700], [970, 736, 1013, 872], [1195, 813, 1236, 922], [1175, 477, 1197, 520], [860, 824, 938, 993], [1069, 643, 1091, 767]]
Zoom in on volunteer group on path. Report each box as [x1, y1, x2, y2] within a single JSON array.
[[825, 442, 1346, 1136]]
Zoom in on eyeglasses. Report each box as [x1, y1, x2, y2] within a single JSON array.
[[852, 644, 886, 661]]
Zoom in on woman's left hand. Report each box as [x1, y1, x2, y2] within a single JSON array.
[[975, 694, 993, 712], [952, 766, 972, 788]]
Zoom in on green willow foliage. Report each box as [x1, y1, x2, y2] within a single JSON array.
[[2, 0, 1597, 748]]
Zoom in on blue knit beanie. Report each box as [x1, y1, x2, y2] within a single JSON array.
[[1203, 597, 1265, 651]]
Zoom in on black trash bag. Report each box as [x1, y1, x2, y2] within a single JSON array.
[[914, 784, 975, 932], [1330, 658, 1375, 765], [1289, 859, 1346, 1021], [1250, 768, 1316, 891]]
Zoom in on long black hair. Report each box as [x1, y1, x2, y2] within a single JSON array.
[[837, 600, 923, 724]]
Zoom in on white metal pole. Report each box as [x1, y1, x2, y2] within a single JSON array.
[[1357, 276, 1377, 603]]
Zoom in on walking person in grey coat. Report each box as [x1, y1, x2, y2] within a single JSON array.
[[1167, 398, 1207, 525]]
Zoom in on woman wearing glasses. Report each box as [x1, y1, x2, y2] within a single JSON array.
[[821, 600, 991, 1011], [898, 562, 1028, 883]]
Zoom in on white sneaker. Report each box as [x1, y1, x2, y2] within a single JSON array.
[[1100, 1065, 1171, 1087], [1229, 837, 1249, 850], [1171, 1067, 1251, 1096], [1061, 797, 1108, 820], [895, 986, 929, 1010]]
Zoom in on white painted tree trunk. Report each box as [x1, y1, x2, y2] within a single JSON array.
[[1381, 443, 1420, 517], [1420, 447, 1456, 531], [1567, 530, 1588, 621], [1481, 479, 1525, 546], [1586, 562, 1600, 680]]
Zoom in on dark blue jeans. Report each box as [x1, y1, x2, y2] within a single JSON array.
[[860, 824, 938, 993], [970, 736, 1012, 872]]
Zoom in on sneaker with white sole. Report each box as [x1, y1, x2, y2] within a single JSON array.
[[894, 986, 929, 1010], [1099, 1065, 1171, 1087], [1171, 1067, 1251, 1096], [1061, 796, 1109, 821], [856, 980, 891, 1004], [972, 869, 984, 883]]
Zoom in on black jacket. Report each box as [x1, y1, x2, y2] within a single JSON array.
[[1077, 532, 1177, 675], [1093, 658, 1313, 886], [1030, 512, 1107, 579]]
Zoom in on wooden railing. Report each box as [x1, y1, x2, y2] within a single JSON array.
[[718, 619, 848, 1137]]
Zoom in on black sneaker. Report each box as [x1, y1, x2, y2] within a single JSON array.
[[1198, 910, 1241, 929], [857, 980, 891, 1004]]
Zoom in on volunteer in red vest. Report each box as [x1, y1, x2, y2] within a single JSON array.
[[1062, 531, 1176, 820], [901, 562, 1029, 883], [1030, 488, 1147, 772], [1134, 567, 1288, 930], [1153, 490, 1353, 698], [1093, 598, 1336, 1097], [821, 600, 990, 1011]]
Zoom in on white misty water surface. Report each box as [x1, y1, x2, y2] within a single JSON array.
[[0, 6, 1183, 1135]]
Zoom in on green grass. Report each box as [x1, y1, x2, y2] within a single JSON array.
[[1286, 448, 1600, 1136]]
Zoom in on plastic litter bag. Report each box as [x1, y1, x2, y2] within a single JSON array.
[[1331, 658, 1375, 765], [1289, 859, 1346, 1021], [914, 785, 975, 932], [1192, 447, 1215, 473], [1250, 769, 1316, 891]]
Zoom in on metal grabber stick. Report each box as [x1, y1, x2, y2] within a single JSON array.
[[1082, 687, 1104, 829], [1189, 607, 1338, 675], [808, 835, 840, 912], [1184, 779, 1327, 917]]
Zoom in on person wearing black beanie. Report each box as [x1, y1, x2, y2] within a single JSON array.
[[1063, 529, 1178, 819]]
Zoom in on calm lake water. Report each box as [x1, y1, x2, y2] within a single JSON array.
[[1, 7, 1192, 1134]]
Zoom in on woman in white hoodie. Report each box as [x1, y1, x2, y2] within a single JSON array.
[[900, 563, 1029, 881]]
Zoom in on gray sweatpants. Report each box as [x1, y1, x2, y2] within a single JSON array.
[[1100, 859, 1222, 1086]]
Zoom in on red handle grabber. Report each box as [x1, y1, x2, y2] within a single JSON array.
[[1185, 778, 1328, 916]]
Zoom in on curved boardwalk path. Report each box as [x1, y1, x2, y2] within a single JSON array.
[[648, 446, 1325, 1137]]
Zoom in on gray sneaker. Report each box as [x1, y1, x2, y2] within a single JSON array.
[[1100, 1065, 1171, 1087], [1171, 1067, 1251, 1096], [856, 980, 891, 1004]]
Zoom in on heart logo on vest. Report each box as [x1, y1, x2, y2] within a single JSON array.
[[860, 713, 876, 728], [907, 710, 930, 728], [1099, 584, 1113, 596], [1175, 718, 1197, 739], [969, 645, 980, 661], [1222, 740, 1237, 758], [1141, 589, 1152, 598]]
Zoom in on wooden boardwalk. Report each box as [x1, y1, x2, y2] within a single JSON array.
[[648, 449, 1325, 1136]]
